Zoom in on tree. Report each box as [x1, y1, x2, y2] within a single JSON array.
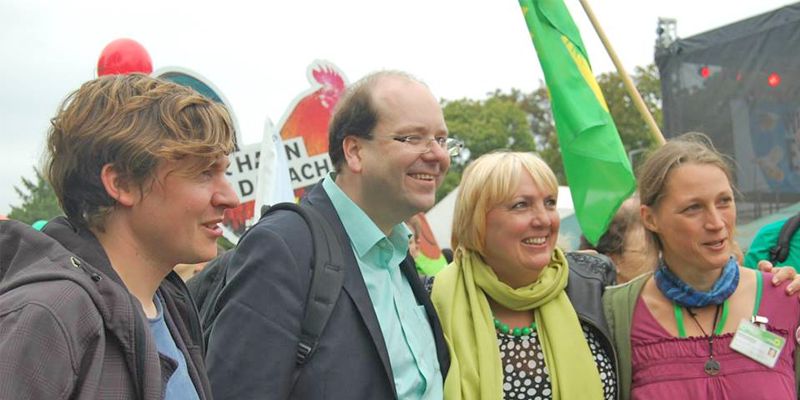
[[8, 168, 62, 224], [436, 64, 663, 200], [439, 96, 536, 199], [595, 64, 663, 169], [489, 87, 564, 182], [513, 64, 663, 180]]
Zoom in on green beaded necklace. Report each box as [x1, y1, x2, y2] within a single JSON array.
[[493, 317, 537, 337]]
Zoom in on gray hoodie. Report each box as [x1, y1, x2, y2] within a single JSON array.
[[0, 218, 211, 399]]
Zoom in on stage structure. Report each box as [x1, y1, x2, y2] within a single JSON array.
[[656, 3, 800, 219]]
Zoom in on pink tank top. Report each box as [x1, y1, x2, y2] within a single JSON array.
[[630, 272, 799, 400]]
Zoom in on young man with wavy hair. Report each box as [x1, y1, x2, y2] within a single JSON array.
[[0, 73, 239, 399]]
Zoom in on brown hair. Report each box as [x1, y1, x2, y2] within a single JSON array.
[[452, 151, 558, 254], [45, 73, 235, 229], [637, 132, 735, 250]]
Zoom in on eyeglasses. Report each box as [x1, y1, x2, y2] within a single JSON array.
[[372, 134, 464, 157]]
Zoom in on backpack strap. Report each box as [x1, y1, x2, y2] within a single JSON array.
[[769, 213, 800, 264], [191, 201, 345, 389], [295, 206, 345, 365], [264, 203, 345, 365], [190, 203, 287, 346]]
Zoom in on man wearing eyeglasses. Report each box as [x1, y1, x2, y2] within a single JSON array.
[[205, 71, 454, 399]]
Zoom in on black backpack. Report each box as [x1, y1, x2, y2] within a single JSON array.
[[188, 202, 345, 366], [768, 213, 800, 264]]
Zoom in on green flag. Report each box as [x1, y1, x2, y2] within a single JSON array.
[[518, 0, 636, 245]]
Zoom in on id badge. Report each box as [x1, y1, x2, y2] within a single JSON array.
[[729, 319, 786, 368]]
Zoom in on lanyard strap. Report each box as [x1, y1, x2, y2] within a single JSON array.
[[673, 303, 687, 337], [753, 270, 763, 316], [673, 300, 728, 338], [672, 271, 764, 338]]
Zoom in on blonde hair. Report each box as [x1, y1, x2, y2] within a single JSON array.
[[452, 151, 558, 254]]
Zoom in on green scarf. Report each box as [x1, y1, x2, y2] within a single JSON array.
[[431, 247, 604, 400]]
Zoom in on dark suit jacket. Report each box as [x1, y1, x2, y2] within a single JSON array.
[[205, 184, 450, 399]]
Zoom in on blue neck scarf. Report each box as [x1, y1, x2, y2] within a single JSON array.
[[654, 256, 739, 308]]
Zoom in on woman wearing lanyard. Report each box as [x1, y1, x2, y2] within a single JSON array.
[[604, 132, 800, 399]]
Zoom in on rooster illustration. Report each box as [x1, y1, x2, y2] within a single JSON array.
[[280, 64, 347, 157], [223, 63, 347, 234]]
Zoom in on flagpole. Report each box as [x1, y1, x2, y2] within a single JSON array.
[[576, 0, 666, 145]]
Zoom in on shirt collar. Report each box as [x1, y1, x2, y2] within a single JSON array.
[[321, 172, 412, 258]]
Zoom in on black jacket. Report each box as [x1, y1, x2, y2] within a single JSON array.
[[205, 183, 450, 399], [0, 218, 211, 399], [565, 251, 619, 399]]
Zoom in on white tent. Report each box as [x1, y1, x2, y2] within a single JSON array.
[[425, 186, 578, 251]]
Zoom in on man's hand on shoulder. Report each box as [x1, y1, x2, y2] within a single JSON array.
[[757, 260, 800, 298]]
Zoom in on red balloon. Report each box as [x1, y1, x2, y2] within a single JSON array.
[[97, 38, 153, 76]]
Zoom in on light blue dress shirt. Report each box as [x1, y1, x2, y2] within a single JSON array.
[[321, 173, 443, 399]]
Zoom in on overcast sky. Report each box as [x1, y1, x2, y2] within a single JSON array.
[[1, 0, 795, 215]]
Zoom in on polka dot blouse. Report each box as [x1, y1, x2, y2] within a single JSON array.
[[497, 324, 616, 400]]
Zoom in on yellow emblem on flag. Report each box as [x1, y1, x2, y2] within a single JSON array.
[[560, 35, 609, 113]]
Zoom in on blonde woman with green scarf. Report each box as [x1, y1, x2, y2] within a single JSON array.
[[431, 152, 618, 400]]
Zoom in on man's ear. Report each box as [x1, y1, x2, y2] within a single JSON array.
[[640, 204, 659, 233], [342, 135, 365, 174], [100, 164, 137, 207]]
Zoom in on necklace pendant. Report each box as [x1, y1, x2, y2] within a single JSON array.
[[704, 359, 721, 376]]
